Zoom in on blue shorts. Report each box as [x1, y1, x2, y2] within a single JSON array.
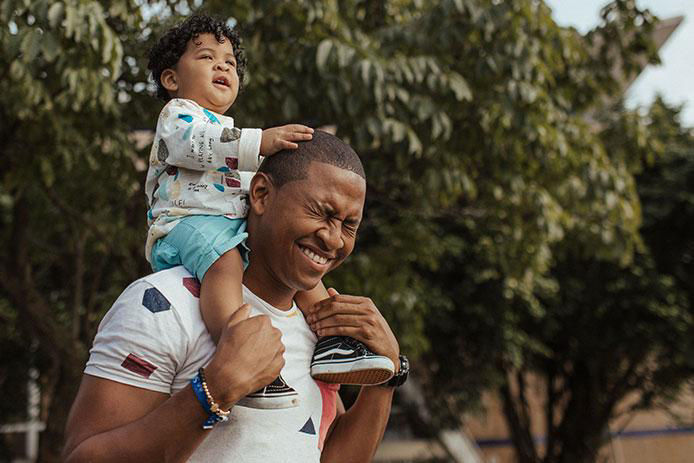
[[150, 215, 249, 281]]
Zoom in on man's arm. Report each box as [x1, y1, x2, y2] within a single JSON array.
[[63, 376, 209, 462], [64, 305, 286, 462], [321, 386, 394, 462], [308, 289, 400, 462]]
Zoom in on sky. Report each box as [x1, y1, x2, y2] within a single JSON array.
[[544, 0, 694, 126]]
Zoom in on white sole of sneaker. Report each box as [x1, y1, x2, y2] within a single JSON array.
[[311, 356, 395, 385], [236, 394, 300, 410]]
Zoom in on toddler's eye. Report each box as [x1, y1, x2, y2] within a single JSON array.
[[227, 61, 236, 67]]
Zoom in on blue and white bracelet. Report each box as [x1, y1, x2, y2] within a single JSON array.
[[191, 368, 230, 429]]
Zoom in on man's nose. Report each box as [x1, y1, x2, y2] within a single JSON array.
[[317, 223, 344, 251]]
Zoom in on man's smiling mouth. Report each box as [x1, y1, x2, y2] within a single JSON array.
[[298, 245, 330, 265]]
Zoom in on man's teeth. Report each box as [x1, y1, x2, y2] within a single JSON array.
[[300, 246, 328, 265]]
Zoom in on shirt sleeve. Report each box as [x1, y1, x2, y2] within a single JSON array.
[[84, 280, 189, 394], [155, 98, 262, 172]]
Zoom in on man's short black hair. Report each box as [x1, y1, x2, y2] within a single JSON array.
[[259, 130, 366, 187], [148, 14, 247, 101]]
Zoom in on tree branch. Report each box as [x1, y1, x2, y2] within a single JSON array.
[[72, 230, 86, 340], [41, 184, 108, 245], [499, 369, 539, 463], [544, 369, 558, 463]]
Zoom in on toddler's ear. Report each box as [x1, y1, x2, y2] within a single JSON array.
[[161, 69, 178, 93]]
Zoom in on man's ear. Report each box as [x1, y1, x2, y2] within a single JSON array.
[[160, 69, 178, 94], [249, 172, 273, 216]]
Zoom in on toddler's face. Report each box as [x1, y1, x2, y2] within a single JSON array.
[[164, 33, 240, 114]]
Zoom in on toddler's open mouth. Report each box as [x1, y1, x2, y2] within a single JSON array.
[[213, 77, 229, 87]]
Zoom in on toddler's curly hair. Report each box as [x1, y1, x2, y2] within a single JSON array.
[[148, 14, 247, 101]]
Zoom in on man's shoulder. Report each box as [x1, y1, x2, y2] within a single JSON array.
[[107, 266, 203, 333], [136, 266, 202, 313], [86, 266, 210, 394]]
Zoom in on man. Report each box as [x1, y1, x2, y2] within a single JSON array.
[[63, 131, 407, 462]]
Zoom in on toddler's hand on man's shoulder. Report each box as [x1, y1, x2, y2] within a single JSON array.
[[260, 124, 314, 156]]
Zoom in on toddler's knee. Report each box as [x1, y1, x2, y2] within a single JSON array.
[[207, 248, 244, 277]]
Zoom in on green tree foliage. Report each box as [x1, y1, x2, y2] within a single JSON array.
[[0, 1, 147, 459], [0, 0, 691, 461], [478, 99, 694, 463], [636, 100, 694, 309]]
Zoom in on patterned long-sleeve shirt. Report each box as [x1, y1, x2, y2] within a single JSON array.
[[144, 98, 262, 261]]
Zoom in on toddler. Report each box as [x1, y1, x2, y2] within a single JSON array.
[[145, 15, 394, 409]]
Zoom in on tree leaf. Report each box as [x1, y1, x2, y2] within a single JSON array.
[[20, 28, 41, 62], [449, 73, 472, 101], [316, 39, 333, 71], [41, 31, 60, 62], [47, 1, 64, 28]]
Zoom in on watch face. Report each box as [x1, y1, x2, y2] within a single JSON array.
[[392, 355, 409, 387], [382, 355, 409, 387]]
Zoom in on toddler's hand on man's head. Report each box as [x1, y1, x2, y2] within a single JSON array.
[[260, 124, 314, 156]]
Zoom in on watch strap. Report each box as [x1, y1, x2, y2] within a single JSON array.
[[385, 354, 409, 388]]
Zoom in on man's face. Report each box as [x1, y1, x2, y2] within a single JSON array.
[[251, 162, 366, 294], [164, 33, 240, 114]]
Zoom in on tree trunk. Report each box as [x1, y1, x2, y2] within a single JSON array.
[[550, 363, 611, 463], [39, 358, 84, 462], [499, 373, 539, 463], [2, 195, 87, 460]]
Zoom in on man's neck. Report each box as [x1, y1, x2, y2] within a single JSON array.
[[242, 265, 296, 311]]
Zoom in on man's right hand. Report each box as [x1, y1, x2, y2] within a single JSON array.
[[204, 304, 286, 409]]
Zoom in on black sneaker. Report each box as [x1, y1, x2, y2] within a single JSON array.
[[236, 375, 299, 409], [310, 336, 394, 385]]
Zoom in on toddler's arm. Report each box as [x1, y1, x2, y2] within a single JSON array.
[[155, 99, 262, 172], [156, 100, 313, 174]]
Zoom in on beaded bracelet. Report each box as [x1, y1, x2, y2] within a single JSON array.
[[191, 368, 230, 429], [199, 368, 231, 419]]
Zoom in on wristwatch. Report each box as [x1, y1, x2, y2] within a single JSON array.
[[384, 354, 409, 388]]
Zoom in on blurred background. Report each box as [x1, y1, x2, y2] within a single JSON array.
[[0, 0, 692, 461]]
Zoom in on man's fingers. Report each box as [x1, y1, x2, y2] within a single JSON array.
[[309, 289, 340, 312], [313, 293, 366, 310], [311, 314, 367, 331], [309, 301, 369, 323], [314, 326, 363, 339]]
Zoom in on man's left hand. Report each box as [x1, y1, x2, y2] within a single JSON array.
[[307, 288, 400, 370]]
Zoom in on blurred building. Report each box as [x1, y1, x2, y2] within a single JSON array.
[[374, 376, 693, 463], [467, 378, 693, 463]]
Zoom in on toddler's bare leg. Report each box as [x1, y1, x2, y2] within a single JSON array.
[[200, 248, 244, 344], [297, 281, 395, 385], [202, 249, 298, 409], [295, 280, 329, 318]]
